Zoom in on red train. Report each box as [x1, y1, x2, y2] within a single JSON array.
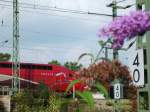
[[0, 61, 87, 92]]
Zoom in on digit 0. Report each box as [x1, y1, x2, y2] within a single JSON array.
[[116, 92, 119, 97], [133, 69, 140, 83]]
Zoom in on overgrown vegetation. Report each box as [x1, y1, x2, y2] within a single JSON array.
[[0, 53, 11, 61], [11, 82, 61, 112], [64, 61, 82, 71], [77, 60, 137, 111], [11, 60, 136, 112], [48, 60, 62, 66], [0, 100, 7, 112], [48, 60, 83, 71], [79, 60, 137, 99], [11, 81, 134, 112]]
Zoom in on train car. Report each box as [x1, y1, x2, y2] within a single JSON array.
[[0, 61, 86, 92]]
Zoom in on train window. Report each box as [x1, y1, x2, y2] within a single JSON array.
[[0, 63, 11, 68], [36, 66, 52, 70], [31, 65, 36, 69], [36, 66, 41, 69], [69, 74, 73, 77], [47, 66, 52, 70], [21, 64, 31, 69], [20, 64, 52, 70]]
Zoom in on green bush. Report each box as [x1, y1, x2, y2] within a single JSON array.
[[11, 82, 61, 112]]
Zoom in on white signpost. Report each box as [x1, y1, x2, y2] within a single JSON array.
[[114, 83, 121, 99], [129, 48, 144, 86]]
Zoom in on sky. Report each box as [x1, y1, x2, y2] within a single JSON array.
[[0, 0, 136, 67]]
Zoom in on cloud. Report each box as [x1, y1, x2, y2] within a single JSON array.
[[62, 39, 99, 66], [0, 0, 135, 67], [20, 45, 65, 64]]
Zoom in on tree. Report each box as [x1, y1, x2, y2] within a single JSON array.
[[48, 60, 82, 71], [78, 60, 136, 98], [0, 53, 11, 61], [48, 60, 61, 66], [64, 61, 82, 71]]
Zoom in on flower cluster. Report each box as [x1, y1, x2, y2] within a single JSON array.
[[99, 11, 150, 49]]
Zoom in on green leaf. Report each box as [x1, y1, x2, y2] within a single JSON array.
[[65, 79, 81, 95], [76, 108, 83, 112], [76, 91, 94, 111], [48, 60, 61, 65], [98, 40, 105, 47], [96, 83, 109, 99]]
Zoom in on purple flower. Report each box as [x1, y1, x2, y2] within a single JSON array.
[[99, 11, 150, 49]]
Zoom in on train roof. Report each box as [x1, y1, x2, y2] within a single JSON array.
[[0, 61, 76, 74]]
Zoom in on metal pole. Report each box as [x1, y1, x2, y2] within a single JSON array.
[[105, 47, 108, 60], [12, 0, 20, 94], [106, 0, 134, 60], [112, 0, 119, 60], [73, 85, 75, 99], [136, 1, 150, 112], [112, 2, 119, 111]]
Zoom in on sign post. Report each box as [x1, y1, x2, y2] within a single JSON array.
[[114, 83, 122, 99], [135, 0, 150, 112], [113, 79, 123, 112], [128, 47, 144, 86]]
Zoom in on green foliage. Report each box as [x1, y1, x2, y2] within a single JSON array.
[[65, 79, 94, 112], [98, 40, 105, 47], [98, 39, 112, 47], [76, 91, 94, 111], [46, 94, 61, 112], [12, 82, 61, 112], [48, 60, 61, 65], [36, 81, 50, 99], [76, 108, 83, 112], [48, 60, 82, 71], [65, 79, 81, 95], [0, 101, 7, 112], [105, 99, 132, 112], [95, 82, 109, 99], [0, 53, 11, 61], [64, 61, 82, 71]]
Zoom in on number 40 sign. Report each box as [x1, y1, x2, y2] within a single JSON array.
[[129, 48, 144, 86]]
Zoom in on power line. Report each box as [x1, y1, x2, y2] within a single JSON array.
[[0, 0, 120, 17], [1, 45, 99, 53], [0, 3, 111, 24], [0, 25, 100, 42], [0, 0, 88, 14]]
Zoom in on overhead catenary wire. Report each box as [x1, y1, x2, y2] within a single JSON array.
[[1, 0, 110, 45], [0, 0, 135, 25], [0, 0, 121, 17], [1, 45, 99, 53], [0, 4, 111, 42], [0, 0, 87, 14], [0, 0, 93, 14], [0, 24, 100, 42], [0, 3, 112, 24], [0, 1, 134, 44]]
